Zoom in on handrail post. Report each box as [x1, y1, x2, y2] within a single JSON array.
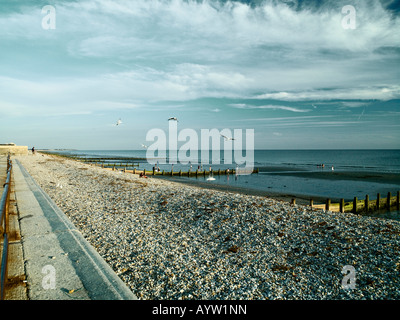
[[0, 158, 12, 300]]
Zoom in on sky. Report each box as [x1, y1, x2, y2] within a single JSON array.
[[0, 0, 399, 150]]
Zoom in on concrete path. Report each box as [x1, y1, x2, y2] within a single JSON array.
[[12, 159, 137, 300]]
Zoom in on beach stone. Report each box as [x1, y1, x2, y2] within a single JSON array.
[[13, 153, 400, 300]]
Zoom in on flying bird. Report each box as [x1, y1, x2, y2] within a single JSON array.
[[141, 143, 148, 149], [115, 118, 122, 126], [220, 134, 235, 141]]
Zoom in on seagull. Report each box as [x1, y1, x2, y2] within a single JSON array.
[[115, 118, 122, 126], [168, 117, 178, 122], [141, 143, 148, 149], [220, 134, 235, 141]]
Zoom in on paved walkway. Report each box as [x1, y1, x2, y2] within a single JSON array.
[[4, 158, 137, 300]]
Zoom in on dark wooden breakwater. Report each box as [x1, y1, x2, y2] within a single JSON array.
[[297, 191, 400, 215], [97, 163, 259, 177]]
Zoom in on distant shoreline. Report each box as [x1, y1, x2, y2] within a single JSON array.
[[40, 150, 400, 204]]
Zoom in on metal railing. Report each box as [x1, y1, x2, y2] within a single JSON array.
[[0, 155, 12, 300]]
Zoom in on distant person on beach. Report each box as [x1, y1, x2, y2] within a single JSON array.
[[31, 147, 35, 155]]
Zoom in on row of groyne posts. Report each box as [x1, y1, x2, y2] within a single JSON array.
[[291, 192, 400, 214], [81, 158, 259, 177], [81, 157, 397, 215]]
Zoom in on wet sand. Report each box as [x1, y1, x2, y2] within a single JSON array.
[[265, 170, 400, 185], [154, 169, 400, 206], [154, 175, 320, 206]]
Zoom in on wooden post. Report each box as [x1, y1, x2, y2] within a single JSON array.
[[203, 170, 206, 177], [325, 198, 330, 211], [196, 169, 198, 177], [143, 169, 146, 176], [387, 192, 391, 210], [377, 193, 380, 210], [340, 199, 344, 213], [309, 199, 313, 207], [291, 198, 296, 205], [365, 195, 369, 212], [179, 170, 182, 176], [153, 167, 155, 175], [353, 197, 357, 214], [134, 168, 136, 174], [397, 191, 400, 211], [218, 169, 221, 175]]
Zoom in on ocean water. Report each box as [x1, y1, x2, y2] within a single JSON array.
[[53, 149, 400, 173], [51, 149, 400, 211]]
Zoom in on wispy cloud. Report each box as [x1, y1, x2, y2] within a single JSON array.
[[229, 104, 312, 112], [253, 86, 400, 101], [1, 0, 399, 109], [233, 115, 367, 128]]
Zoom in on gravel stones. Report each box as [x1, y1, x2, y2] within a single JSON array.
[[16, 154, 400, 300]]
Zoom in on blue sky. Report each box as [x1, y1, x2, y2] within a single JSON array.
[[0, 0, 399, 150]]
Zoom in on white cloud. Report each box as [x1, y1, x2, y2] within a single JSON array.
[[0, 0, 398, 117], [253, 86, 400, 101], [230, 104, 311, 112]]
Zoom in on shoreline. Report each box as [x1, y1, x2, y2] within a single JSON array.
[[43, 150, 400, 205], [152, 175, 323, 206], [14, 153, 400, 299]]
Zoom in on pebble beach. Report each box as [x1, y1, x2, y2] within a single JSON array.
[[16, 153, 400, 300]]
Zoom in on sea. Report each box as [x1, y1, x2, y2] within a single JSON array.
[[49, 149, 400, 219]]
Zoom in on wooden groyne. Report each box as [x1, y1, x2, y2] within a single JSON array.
[[89, 159, 396, 215], [41, 152, 398, 216], [95, 164, 259, 177], [301, 191, 400, 214]]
